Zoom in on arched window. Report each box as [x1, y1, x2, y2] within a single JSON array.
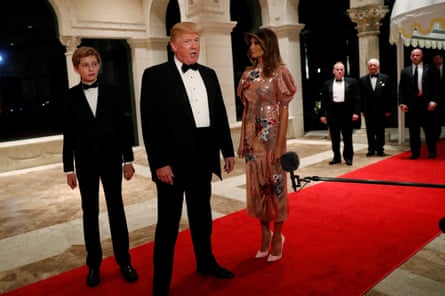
[[0, 0, 67, 141]]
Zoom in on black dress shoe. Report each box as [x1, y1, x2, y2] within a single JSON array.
[[86, 268, 100, 287], [409, 154, 419, 160], [345, 159, 352, 166], [376, 152, 387, 157], [366, 152, 375, 157], [120, 264, 138, 283], [197, 265, 234, 279], [329, 159, 341, 165]]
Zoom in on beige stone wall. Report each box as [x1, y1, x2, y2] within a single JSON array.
[[0, 136, 63, 173]]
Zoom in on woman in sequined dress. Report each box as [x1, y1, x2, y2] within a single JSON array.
[[237, 28, 297, 263]]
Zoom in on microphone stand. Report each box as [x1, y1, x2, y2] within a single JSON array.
[[290, 174, 445, 192]]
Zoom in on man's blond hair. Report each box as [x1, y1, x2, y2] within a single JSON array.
[[170, 22, 200, 43]]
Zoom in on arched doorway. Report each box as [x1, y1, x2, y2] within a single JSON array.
[[230, 0, 262, 121], [0, 0, 67, 141], [298, 0, 359, 131]]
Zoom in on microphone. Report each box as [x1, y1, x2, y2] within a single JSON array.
[[280, 152, 300, 191]]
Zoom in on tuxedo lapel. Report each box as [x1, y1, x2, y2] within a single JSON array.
[[328, 80, 334, 99], [167, 62, 195, 123], [74, 84, 96, 120], [343, 79, 349, 98], [199, 67, 216, 120]]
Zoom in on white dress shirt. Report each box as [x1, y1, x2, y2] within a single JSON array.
[[333, 79, 345, 102], [174, 57, 210, 128]]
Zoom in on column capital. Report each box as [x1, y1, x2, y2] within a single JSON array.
[[266, 24, 306, 36], [59, 36, 81, 53], [348, 4, 389, 35]]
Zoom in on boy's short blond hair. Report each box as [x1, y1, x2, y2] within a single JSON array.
[[72, 46, 101, 67]]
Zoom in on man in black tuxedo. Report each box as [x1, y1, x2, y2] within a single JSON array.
[[320, 62, 361, 166], [432, 52, 445, 130], [359, 58, 394, 157], [399, 48, 440, 159], [140, 22, 236, 296], [63, 46, 138, 287]]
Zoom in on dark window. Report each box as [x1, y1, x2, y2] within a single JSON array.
[[0, 0, 67, 141]]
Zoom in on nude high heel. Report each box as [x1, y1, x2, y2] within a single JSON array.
[[267, 234, 285, 262], [255, 231, 273, 259]]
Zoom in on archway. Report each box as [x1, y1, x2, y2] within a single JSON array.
[[230, 0, 262, 121], [0, 0, 67, 141], [298, 0, 359, 131]]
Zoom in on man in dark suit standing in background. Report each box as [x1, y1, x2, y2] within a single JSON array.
[[320, 61, 361, 166], [140, 22, 235, 296], [432, 52, 445, 134], [63, 46, 138, 287], [399, 48, 440, 159], [359, 58, 394, 157]]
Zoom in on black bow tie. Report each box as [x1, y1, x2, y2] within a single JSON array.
[[335, 79, 343, 82], [182, 63, 199, 73], [82, 81, 98, 89], [370, 74, 378, 78]]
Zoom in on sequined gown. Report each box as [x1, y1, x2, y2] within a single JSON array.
[[237, 65, 297, 222]]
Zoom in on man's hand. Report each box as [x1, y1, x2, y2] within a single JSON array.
[[124, 163, 135, 180], [224, 157, 235, 174], [67, 173, 77, 189], [156, 165, 174, 185]]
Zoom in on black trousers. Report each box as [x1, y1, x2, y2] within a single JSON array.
[[365, 113, 386, 154], [77, 161, 130, 269], [329, 103, 354, 161], [406, 102, 441, 155], [152, 127, 217, 295]]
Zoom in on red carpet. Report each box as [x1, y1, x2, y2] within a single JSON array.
[[5, 141, 445, 296]]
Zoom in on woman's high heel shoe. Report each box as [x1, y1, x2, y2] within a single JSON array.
[[255, 231, 273, 259], [267, 235, 285, 262]]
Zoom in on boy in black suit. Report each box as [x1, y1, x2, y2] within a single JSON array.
[[62, 46, 138, 287]]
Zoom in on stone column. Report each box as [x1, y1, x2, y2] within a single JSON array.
[[269, 24, 305, 138], [348, 4, 389, 76], [347, 4, 389, 144], [59, 36, 81, 87], [127, 37, 169, 146], [198, 21, 237, 123]]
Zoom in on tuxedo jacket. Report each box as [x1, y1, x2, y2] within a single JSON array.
[[359, 73, 394, 118], [436, 65, 445, 101], [319, 77, 361, 127], [62, 82, 134, 174], [398, 63, 439, 108], [140, 60, 234, 182]]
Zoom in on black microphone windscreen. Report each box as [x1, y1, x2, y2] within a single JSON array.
[[280, 151, 300, 172]]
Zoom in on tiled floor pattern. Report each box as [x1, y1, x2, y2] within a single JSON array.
[[1, 131, 445, 295]]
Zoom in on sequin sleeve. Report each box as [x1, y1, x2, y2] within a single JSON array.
[[276, 66, 297, 107], [236, 70, 249, 105]]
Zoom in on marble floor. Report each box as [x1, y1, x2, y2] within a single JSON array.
[[1, 130, 445, 296]]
